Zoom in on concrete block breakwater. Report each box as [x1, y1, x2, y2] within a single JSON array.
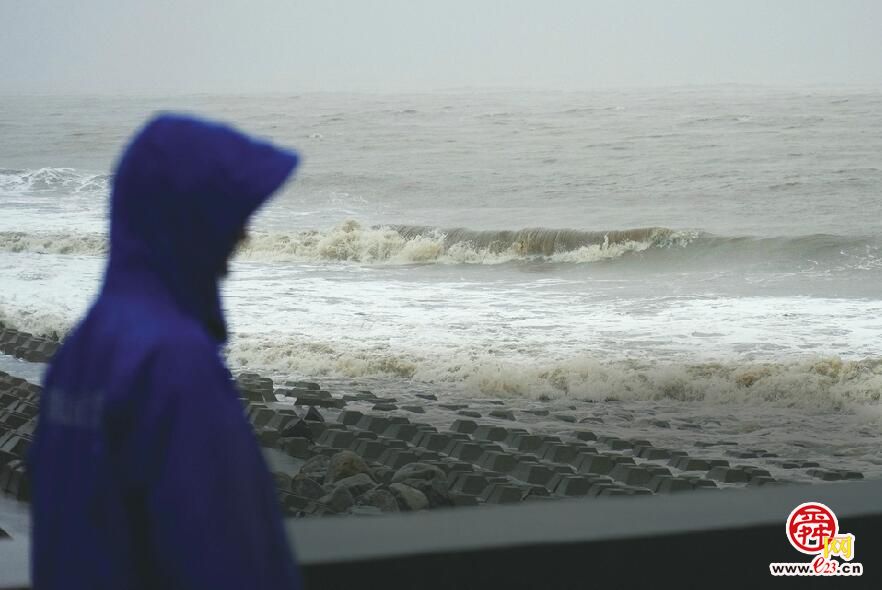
[[0, 322, 868, 514], [0, 325, 58, 364]]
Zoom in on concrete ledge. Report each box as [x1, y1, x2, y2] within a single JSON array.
[[289, 478, 882, 587], [3, 470, 881, 588]]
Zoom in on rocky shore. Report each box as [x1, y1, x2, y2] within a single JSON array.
[[0, 323, 868, 517]]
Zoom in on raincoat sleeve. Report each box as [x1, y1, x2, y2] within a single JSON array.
[[140, 334, 301, 589]]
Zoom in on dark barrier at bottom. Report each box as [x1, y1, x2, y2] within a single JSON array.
[[2, 479, 881, 588], [290, 479, 882, 588]]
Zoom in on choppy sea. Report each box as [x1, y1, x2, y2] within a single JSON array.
[[2, 87, 882, 475]]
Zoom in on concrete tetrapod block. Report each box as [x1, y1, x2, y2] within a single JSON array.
[[768, 460, 801, 469], [597, 487, 630, 497], [543, 462, 576, 476], [0, 459, 19, 492], [704, 459, 730, 468], [511, 463, 557, 487], [382, 423, 420, 442], [0, 435, 29, 465], [251, 408, 277, 428], [317, 429, 357, 449], [9, 402, 37, 419], [447, 442, 486, 463], [265, 411, 299, 431], [707, 466, 751, 484], [568, 430, 597, 442], [553, 475, 592, 497], [283, 437, 313, 459], [512, 435, 545, 453], [488, 409, 515, 420], [412, 449, 442, 462], [16, 419, 36, 438], [450, 419, 479, 434], [575, 454, 615, 475], [472, 425, 509, 442], [287, 381, 321, 391], [540, 444, 582, 464], [586, 482, 614, 496], [356, 415, 392, 434], [670, 457, 711, 471], [609, 464, 659, 487], [523, 485, 552, 499], [7, 463, 29, 501], [352, 440, 387, 462], [806, 469, 844, 482], [350, 430, 379, 443], [258, 429, 281, 448], [597, 436, 633, 451], [451, 474, 490, 496], [378, 439, 408, 452], [605, 454, 635, 466], [415, 432, 459, 452], [735, 465, 770, 478], [636, 447, 672, 460], [337, 410, 365, 426], [482, 483, 524, 504], [748, 476, 780, 487], [478, 451, 518, 474], [656, 476, 695, 494], [372, 402, 397, 412]]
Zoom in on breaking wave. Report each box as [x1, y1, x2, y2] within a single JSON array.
[[0, 168, 110, 197], [2, 221, 879, 272], [0, 308, 72, 343], [234, 221, 687, 264], [0, 221, 688, 263], [0, 231, 108, 255], [227, 335, 882, 410], [3, 311, 880, 410]]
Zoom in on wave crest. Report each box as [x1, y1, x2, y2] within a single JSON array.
[[227, 335, 882, 409], [234, 220, 687, 264], [0, 168, 110, 197], [0, 231, 108, 255]]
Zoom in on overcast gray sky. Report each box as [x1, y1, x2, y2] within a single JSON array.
[[2, 0, 880, 94]]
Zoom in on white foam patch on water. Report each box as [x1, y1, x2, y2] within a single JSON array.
[[0, 168, 110, 197], [0, 252, 100, 337], [0, 232, 108, 256], [3, 251, 882, 414], [225, 333, 882, 411]]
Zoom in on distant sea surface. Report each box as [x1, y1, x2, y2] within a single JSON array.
[[2, 88, 882, 418]]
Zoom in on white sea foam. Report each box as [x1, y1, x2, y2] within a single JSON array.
[[0, 221, 682, 264], [0, 308, 73, 342], [0, 168, 109, 197], [225, 334, 882, 410], [235, 220, 685, 264], [0, 232, 108, 256]]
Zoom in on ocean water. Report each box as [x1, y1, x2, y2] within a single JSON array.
[[2, 88, 882, 452]]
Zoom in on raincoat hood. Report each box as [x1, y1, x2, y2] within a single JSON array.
[[105, 114, 298, 341]]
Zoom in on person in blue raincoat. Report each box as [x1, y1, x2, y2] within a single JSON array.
[[27, 114, 303, 589]]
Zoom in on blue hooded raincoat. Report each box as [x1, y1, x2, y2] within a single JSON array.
[[28, 114, 302, 589]]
